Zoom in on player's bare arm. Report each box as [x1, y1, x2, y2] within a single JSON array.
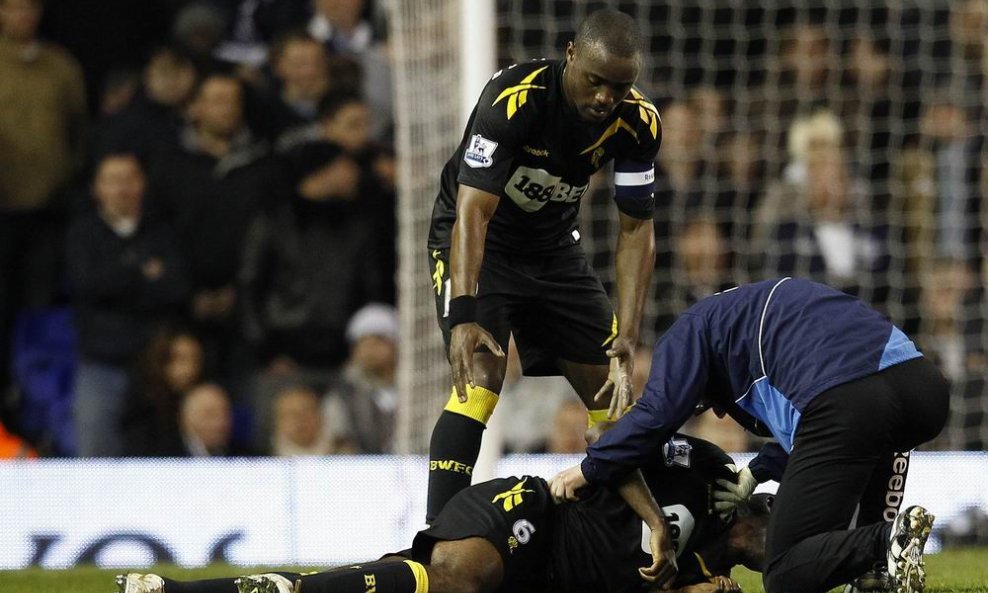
[[597, 210, 655, 417], [448, 184, 505, 401], [617, 470, 678, 588]]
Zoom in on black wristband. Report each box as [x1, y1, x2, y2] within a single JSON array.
[[447, 295, 477, 328]]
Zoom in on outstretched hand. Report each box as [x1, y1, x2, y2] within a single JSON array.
[[448, 323, 504, 401], [594, 337, 636, 419]]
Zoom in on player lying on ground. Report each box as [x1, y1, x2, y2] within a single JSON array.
[[117, 435, 769, 593], [550, 278, 948, 593]]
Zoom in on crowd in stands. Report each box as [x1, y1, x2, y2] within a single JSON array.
[[0, 0, 400, 458], [570, 1, 988, 451], [0, 0, 986, 458]]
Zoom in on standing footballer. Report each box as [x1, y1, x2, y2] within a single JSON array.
[[425, 9, 661, 523]]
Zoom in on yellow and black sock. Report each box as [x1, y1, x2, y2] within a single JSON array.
[[587, 408, 611, 429], [165, 573, 301, 593], [425, 386, 499, 523], [296, 560, 428, 593], [165, 561, 427, 593]]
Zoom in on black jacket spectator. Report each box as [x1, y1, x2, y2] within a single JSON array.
[[151, 126, 282, 291], [90, 46, 198, 168], [240, 142, 385, 367], [92, 90, 186, 169], [67, 212, 189, 365]]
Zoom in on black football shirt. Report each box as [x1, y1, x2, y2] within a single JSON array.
[[428, 59, 662, 254], [549, 435, 738, 593]]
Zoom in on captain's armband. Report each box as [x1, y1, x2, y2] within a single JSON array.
[[613, 159, 655, 219]]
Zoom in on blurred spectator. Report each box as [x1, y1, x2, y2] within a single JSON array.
[[322, 303, 398, 454], [917, 259, 981, 383], [656, 219, 733, 334], [753, 109, 888, 300], [838, 35, 920, 186], [282, 91, 395, 189], [122, 326, 205, 457], [210, 0, 310, 70], [718, 131, 765, 195], [916, 94, 983, 263], [308, 0, 376, 54], [894, 140, 938, 282], [262, 31, 330, 142], [653, 99, 714, 330], [745, 22, 836, 176], [172, 2, 227, 74], [241, 94, 391, 351], [176, 382, 251, 457], [688, 86, 728, 164], [715, 130, 766, 255], [150, 73, 282, 386], [317, 92, 395, 293], [271, 384, 332, 456], [240, 111, 387, 446], [677, 218, 731, 301], [307, 0, 392, 141], [92, 46, 198, 168], [944, 0, 987, 121], [918, 257, 987, 450], [67, 153, 189, 457], [655, 99, 704, 201], [0, 0, 87, 406], [530, 399, 589, 455]]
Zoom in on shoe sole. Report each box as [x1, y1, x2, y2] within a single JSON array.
[[890, 508, 935, 593], [236, 576, 277, 593], [235, 575, 301, 593], [115, 573, 165, 593]]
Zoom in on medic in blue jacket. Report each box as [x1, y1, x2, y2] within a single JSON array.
[[550, 277, 949, 593]]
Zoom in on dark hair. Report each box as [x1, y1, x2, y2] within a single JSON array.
[[739, 493, 776, 517], [574, 9, 643, 59], [191, 71, 244, 101], [147, 44, 196, 69], [95, 151, 148, 174], [318, 91, 365, 121], [270, 29, 324, 62]]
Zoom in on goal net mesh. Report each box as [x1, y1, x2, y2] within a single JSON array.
[[394, 0, 988, 452]]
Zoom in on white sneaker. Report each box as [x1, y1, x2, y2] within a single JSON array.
[[116, 573, 165, 593], [887, 506, 935, 593], [235, 573, 299, 593]]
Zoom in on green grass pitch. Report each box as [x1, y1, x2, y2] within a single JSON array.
[[1, 548, 987, 592]]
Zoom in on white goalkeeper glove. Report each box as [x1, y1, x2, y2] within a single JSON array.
[[713, 466, 758, 521]]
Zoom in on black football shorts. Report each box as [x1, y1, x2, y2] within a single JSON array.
[[411, 476, 553, 593], [429, 247, 615, 376]]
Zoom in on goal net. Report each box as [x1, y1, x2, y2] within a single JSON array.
[[391, 0, 462, 453], [394, 0, 988, 452]]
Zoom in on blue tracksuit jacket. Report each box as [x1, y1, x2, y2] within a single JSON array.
[[582, 277, 922, 485]]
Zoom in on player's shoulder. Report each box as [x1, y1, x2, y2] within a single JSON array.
[[616, 86, 662, 150], [657, 434, 734, 472], [645, 436, 737, 496], [481, 59, 555, 121], [488, 58, 555, 88]]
